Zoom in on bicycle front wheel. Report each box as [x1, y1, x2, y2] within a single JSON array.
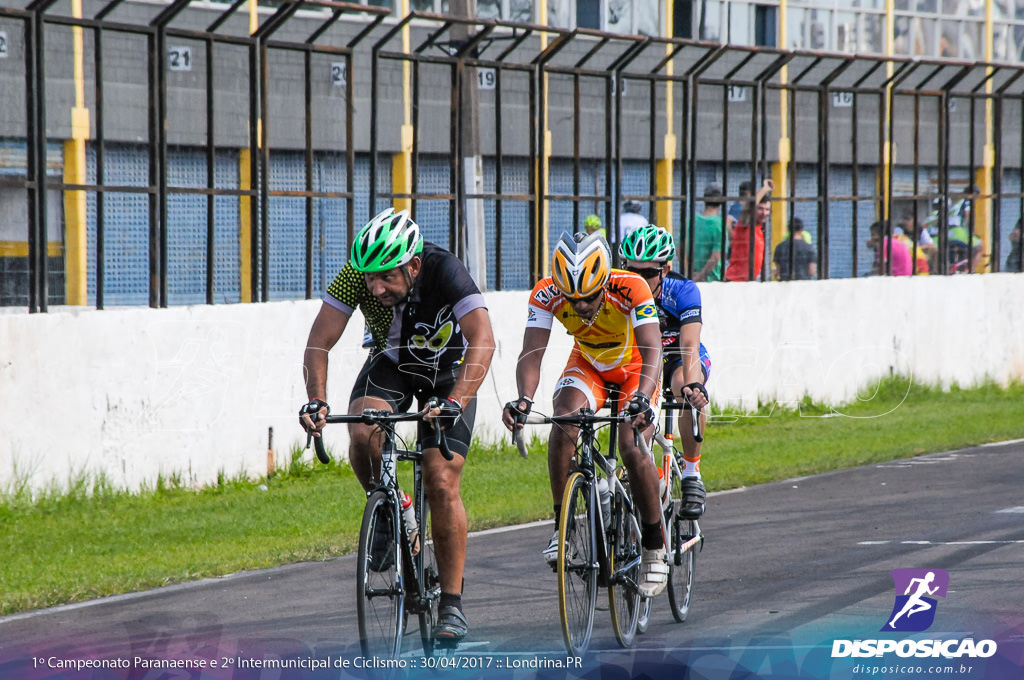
[[607, 485, 642, 647], [357, 490, 405, 658], [558, 472, 597, 656], [666, 470, 697, 622]]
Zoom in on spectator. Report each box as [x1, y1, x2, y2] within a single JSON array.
[[867, 220, 912, 276], [691, 182, 727, 282], [725, 180, 754, 233], [725, 179, 772, 282], [899, 211, 936, 273], [947, 197, 985, 272], [619, 200, 648, 240], [1005, 219, 1022, 272], [773, 217, 817, 280], [583, 213, 607, 239]]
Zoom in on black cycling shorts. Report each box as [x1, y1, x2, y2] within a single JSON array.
[[349, 351, 476, 457]]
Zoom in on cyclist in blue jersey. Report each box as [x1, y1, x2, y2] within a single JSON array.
[[619, 224, 711, 518]]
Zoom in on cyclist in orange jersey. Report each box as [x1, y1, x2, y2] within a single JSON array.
[[502, 231, 670, 597]]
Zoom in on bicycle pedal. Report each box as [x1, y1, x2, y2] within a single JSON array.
[[434, 638, 461, 651]]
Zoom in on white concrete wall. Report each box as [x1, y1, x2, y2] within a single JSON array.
[[2, 274, 1022, 495]]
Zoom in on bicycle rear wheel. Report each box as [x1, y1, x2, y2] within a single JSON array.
[[666, 469, 697, 622], [607, 484, 642, 647], [357, 490, 405, 658], [558, 472, 597, 656], [415, 499, 440, 656]]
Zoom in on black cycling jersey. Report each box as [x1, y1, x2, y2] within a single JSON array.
[[324, 241, 486, 381]]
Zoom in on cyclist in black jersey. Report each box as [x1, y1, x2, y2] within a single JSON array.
[[300, 208, 495, 642]]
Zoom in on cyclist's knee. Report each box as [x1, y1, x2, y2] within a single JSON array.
[[348, 422, 378, 450], [617, 438, 651, 467], [425, 478, 462, 510]]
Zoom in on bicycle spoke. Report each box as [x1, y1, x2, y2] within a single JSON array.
[[608, 485, 641, 648], [558, 473, 597, 656], [667, 468, 697, 623], [415, 499, 440, 657], [357, 491, 404, 658]]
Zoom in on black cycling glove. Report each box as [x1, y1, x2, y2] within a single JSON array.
[[504, 396, 533, 427], [299, 398, 330, 429], [430, 396, 463, 431], [683, 382, 709, 408], [625, 392, 655, 427]]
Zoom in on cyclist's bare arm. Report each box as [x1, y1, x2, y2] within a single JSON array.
[[679, 322, 708, 410], [502, 326, 550, 431], [440, 307, 496, 408], [302, 302, 352, 432], [634, 321, 662, 402]]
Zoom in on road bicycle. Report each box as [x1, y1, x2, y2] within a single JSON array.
[[307, 401, 453, 658], [636, 391, 704, 632], [514, 398, 645, 656]]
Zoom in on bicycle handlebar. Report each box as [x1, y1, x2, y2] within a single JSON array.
[[511, 410, 639, 459], [305, 404, 454, 463], [660, 398, 703, 443]]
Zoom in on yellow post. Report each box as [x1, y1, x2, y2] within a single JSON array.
[[239, 0, 259, 302], [64, 0, 89, 305], [392, 0, 414, 213], [771, 0, 790, 252], [654, 0, 676, 235], [881, 0, 895, 224], [975, 0, 995, 272]]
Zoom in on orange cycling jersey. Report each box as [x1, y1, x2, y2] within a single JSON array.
[[526, 270, 659, 373]]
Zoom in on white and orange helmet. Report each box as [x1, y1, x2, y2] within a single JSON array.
[[551, 231, 611, 299]]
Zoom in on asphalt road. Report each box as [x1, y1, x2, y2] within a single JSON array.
[[3, 440, 1023, 679]]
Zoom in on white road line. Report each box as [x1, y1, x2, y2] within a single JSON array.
[[860, 540, 1024, 546], [980, 438, 1024, 448], [913, 540, 1024, 546]]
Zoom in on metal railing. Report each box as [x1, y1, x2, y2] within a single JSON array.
[[5, 4, 1024, 311]]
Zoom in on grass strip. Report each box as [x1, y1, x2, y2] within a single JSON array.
[[2, 377, 1022, 616]]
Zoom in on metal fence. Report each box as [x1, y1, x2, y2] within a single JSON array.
[[2, 1, 1023, 311]]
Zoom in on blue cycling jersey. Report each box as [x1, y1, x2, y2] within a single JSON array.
[[656, 271, 702, 355], [655, 272, 711, 384]]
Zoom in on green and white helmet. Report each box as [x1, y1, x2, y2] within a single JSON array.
[[350, 208, 424, 273], [619, 223, 675, 263]]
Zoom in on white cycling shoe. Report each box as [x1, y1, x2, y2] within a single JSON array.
[[639, 547, 670, 597]]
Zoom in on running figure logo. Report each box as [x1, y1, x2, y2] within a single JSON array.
[[882, 569, 949, 632]]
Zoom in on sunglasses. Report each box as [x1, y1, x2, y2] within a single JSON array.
[[625, 266, 664, 279], [569, 290, 604, 305]]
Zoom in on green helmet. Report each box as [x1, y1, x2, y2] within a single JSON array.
[[350, 208, 424, 273], [584, 214, 602, 229], [619, 224, 675, 263]]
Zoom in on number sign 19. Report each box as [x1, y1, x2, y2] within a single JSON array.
[[477, 67, 496, 90]]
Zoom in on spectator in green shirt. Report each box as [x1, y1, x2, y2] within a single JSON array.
[[691, 182, 727, 282]]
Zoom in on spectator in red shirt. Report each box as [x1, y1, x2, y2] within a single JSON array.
[[725, 179, 773, 282]]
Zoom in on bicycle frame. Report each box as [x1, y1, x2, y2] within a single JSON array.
[[307, 408, 450, 655]]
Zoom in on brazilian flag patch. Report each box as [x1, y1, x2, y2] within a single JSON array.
[[635, 304, 658, 319]]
